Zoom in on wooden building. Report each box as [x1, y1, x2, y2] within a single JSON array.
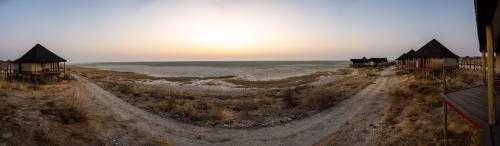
[[350, 57, 388, 67], [395, 53, 407, 69], [369, 58, 389, 66], [396, 49, 416, 70], [350, 57, 369, 67], [441, 0, 499, 145], [413, 39, 459, 73], [11, 44, 66, 78]]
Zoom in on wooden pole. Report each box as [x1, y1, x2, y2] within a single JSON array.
[[443, 60, 449, 146], [443, 102, 448, 146], [486, 24, 496, 125], [483, 50, 487, 84]]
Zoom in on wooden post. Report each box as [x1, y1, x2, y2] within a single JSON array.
[[63, 62, 66, 79], [486, 24, 496, 125], [443, 101, 448, 146], [483, 50, 487, 84], [443, 62, 448, 146]]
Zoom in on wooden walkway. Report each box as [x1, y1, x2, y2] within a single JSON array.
[[442, 86, 500, 145]]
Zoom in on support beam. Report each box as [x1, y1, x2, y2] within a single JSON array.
[[483, 50, 487, 84], [486, 24, 496, 125]]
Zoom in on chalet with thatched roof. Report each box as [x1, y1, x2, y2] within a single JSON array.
[[350, 57, 388, 67], [396, 49, 417, 70], [369, 58, 388, 66], [350, 57, 369, 67], [12, 44, 66, 77], [413, 39, 459, 72]]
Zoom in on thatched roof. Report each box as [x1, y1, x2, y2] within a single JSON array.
[[414, 39, 459, 58], [395, 53, 406, 60], [406, 50, 416, 58], [350, 57, 369, 63], [13, 44, 66, 63], [396, 49, 416, 60]]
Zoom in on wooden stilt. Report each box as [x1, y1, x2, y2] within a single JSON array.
[[443, 102, 448, 146], [486, 24, 496, 125]]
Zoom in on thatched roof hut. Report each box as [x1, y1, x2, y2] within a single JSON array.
[[413, 39, 459, 71], [395, 49, 416, 70], [350, 57, 388, 67], [13, 44, 66, 76]]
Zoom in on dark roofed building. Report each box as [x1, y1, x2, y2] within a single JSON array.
[[396, 49, 417, 70], [13, 44, 66, 77], [413, 39, 459, 72], [350, 57, 369, 67], [350, 57, 388, 67], [369, 58, 388, 66]]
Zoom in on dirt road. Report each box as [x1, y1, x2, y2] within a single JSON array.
[[72, 67, 397, 146]]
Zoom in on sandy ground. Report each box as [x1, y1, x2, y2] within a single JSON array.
[[72, 67, 395, 146], [135, 68, 358, 96], [316, 68, 398, 146]]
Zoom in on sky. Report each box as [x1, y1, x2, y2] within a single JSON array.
[[0, 0, 479, 63]]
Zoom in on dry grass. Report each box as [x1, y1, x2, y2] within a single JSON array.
[[70, 65, 379, 128], [286, 69, 377, 112], [376, 71, 483, 145], [0, 79, 30, 91], [337, 68, 354, 75], [0, 78, 103, 146]]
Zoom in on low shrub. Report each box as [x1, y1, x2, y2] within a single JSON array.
[[214, 108, 236, 123], [171, 101, 198, 118], [59, 92, 89, 124], [337, 68, 354, 75]]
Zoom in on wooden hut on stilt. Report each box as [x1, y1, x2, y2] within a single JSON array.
[[395, 49, 416, 71], [350, 57, 369, 67], [10, 44, 67, 81], [395, 53, 407, 69], [350, 57, 389, 67], [413, 39, 459, 76], [441, 0, 499, 145]]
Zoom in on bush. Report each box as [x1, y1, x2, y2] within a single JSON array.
[[337, 68, 354, 75], [215, 108, 236, 123], [61, 92, 89, 124], [171, 101, 198, 118], [296, 87, 342, 110]]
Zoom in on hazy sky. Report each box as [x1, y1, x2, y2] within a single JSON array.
[[0, 0, 479, 63]]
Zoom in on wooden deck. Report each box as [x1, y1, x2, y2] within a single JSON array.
[[442, 85, 500, 145]]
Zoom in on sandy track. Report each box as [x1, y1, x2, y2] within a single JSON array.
[[316, 68, 398, 146], [72, 67, 396, 146]]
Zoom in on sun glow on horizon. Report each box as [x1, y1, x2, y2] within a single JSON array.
[[183, 21, 264, 50], [169, 9, 271, 51], [190, 26, 260, 50]]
